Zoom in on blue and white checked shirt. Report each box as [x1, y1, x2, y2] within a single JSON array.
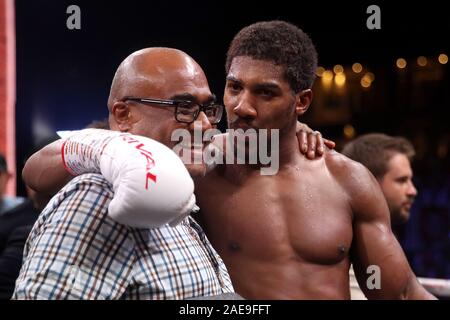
[[13, 174, 233, 299]]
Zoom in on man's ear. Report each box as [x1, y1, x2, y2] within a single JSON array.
[[295, 89, 313, 116], [111, 101, 132, 132]]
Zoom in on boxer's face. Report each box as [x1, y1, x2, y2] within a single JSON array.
[[223, 56, 311, 160], [224, 57, 310, 138], [378, 153, 418, 225]]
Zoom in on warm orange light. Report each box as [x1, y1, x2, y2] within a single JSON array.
[[361, 77, 371, 88], [438, 54, 448, 65], [417, 56, 427, 67], [363, 72, 375, 82], [343, 125, 356, 139], [333, 64, 344, 74], [316, 66, 325, 77], [321, 70, 333, 87], [334, 73, 346, 87], [352, 63, 363, 73], [396, 58, 407, 69]]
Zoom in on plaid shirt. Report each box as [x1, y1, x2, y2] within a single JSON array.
[[13, 174, 233, 299]]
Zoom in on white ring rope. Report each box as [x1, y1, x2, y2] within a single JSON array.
[[418, 277, 450, 297]]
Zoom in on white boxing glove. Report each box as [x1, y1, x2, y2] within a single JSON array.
[[61, 128, 195, 228]]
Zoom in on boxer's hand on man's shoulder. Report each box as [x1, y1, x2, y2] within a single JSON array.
[[296, 121, 335, 159], [62, 128, 195, 228]]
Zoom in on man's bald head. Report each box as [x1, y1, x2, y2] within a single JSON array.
[[107, 47, 207, 110]]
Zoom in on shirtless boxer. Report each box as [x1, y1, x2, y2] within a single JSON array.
[[193, 21, 435, 299]]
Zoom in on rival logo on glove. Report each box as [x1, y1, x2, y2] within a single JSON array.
[[121, 135, 157, 190]]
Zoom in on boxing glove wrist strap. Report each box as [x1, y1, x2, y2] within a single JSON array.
[[61, 129, 126, 176]]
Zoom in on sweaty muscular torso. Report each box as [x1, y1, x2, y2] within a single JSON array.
[[195, 151, 354, 299]]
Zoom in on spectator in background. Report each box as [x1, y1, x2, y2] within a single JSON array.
[[342, 133, 417, 230], [341, 133, 419, 299], [0, 154, 25, 215], [0, 137, 59, 299]]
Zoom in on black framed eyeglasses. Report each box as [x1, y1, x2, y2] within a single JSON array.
[[123, 97, 224, 124]]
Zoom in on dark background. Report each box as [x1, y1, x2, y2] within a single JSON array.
[[14, 0, 450, 279]]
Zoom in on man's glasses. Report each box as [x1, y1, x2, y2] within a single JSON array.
[[123, 97, 224, 124]]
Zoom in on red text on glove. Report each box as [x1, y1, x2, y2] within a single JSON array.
[[121, 136, 157, 190]]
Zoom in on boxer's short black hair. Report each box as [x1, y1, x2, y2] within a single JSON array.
[[226, 20, 318, 93]]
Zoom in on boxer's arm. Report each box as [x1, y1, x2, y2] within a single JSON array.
[[24, 129, 196, 228], [22, 139, 72, 195], [347, 161, 436, 299]]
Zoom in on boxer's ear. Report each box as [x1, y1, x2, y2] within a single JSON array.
[[112, 101, 132, 132], [295, 89, 313, 116]]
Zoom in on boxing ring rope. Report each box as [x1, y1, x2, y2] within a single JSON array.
[[418, 277, 450, 297], [350, 266, 450, 299]]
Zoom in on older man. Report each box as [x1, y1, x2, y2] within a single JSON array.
[[14, 48, 234, 299]]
